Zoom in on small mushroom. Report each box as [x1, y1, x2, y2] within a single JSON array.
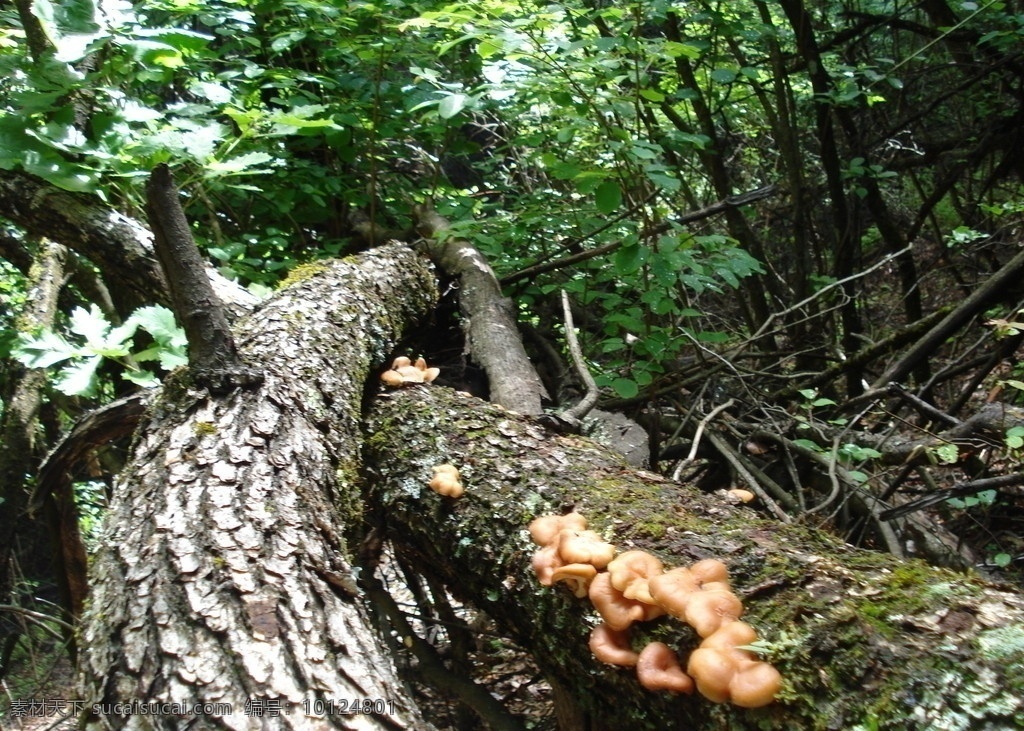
[[648, 567, 700, 618], [550, 563, 598, 598], [687, 621, 782, 707], [589, 623, 639, 667], [589, 572, 648, 631], [528, 512, 587, 546], [726, 488, 756, 503], [531, 545, 563, 586], [607, 550, 664, 605], [684, 589, 744, 638], [730, 659, 783, 708], [688, 558, 730, 588], [380, 355, 440, 387], [557, 529, 615, 569], [428, 464, 464, 498], [636, 642, 694, 694]]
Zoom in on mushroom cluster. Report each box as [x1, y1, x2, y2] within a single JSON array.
[[529, 512, 614, 598], [380, 356, 440, 387], [527, 512, 782, 708]]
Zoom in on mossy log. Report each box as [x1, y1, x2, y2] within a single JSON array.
[[363, 386, 1024, 731]]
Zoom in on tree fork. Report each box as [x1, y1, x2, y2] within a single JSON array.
[[145, 165, 262, 394]]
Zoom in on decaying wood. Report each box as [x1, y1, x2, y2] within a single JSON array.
[[871, 244, 1024, 389], [31, 392, 149, 620], [363, 386, 1024, 730], [413, 204, 547, 415], [78, 245, 438, 730], [67, 240, 1024, 730]]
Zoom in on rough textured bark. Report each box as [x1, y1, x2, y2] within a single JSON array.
[[363, 386, 1024, 730], [78, 245, 438, 730]]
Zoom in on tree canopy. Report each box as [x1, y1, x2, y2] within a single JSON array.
[[2, 0, 1024, 727]]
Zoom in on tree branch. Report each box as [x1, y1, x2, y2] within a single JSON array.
[[145, 164, 262, 393]]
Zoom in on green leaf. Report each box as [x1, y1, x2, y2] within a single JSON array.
[[610, 377, 639, 399], [207, 151, 276, 176], [639, 88, 665, 102], [977, 489, 997, 505], [131, 305, 185, 345], [123, 370, 161, 388], [792, 439, 822, 452], [55, 355, 102, 396], [647, 171, 680, 192], [932, 443, 959, 464], [13, 331, 77, 368], [710, 68, 737, 83], [68, 304, 110, 345], [613, 244, 646, 274], [595, 180, 622, 214], [158, 347, 188, 369], [477, 38, 501, 59], [121, 39, 186, 69], [438, 93, 469, 120], [664, 41, 700, 59]]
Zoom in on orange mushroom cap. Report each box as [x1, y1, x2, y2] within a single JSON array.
[[688, 558, 730, 588], [648, 567, 700, 618], [531, 545, 564, 586], [528, 513, 587, 547], [684, 589, 744, 638], [589, 572, 647, 631], [730, 659, 783, 708], [686, 646, 736, 703], [589, 623, 639, 667], [701, 620, 757, 649], [687, 621, 782, 707], [607, 550, 664, 605], [558, 529, 615, 569], [381, 356, 440, 386], [636, 642, 694, 694], [428, 464, 464, 498], [550, 563, 598, 598]]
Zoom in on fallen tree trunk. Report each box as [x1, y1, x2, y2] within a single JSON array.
[[363, 386, 1024, 730]]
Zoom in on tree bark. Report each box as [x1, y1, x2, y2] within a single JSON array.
[[78, 245, 439, 730], [0, 240, 68, 610]]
